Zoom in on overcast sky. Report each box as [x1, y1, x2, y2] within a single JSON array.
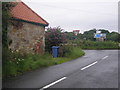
[[22, 0, 118, 33]]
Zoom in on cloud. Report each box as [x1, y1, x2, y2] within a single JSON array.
[[22, 1, 118, 33], [22, 0, 119, 2]]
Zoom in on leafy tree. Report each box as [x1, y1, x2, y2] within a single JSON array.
[[107, 32, 120, 42], [77, 33, 84, 40], [99, 29, 110, 34], [82, 29, 96, 41], [45, 27, 66, 52], [64, 28, 119, 42], [64, 32, 76, 40]]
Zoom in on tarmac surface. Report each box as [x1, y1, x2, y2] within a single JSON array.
[[3, 50, 119, 89]]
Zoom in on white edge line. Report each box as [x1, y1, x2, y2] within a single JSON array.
[[81, 61, 98, 71], [40, 77, 67, 90], [102, 56, 108, 59]]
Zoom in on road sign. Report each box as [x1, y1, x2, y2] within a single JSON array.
[[94, 34, 101, 38]]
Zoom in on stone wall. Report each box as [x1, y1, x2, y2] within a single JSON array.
[[8, 20, 45, 54]]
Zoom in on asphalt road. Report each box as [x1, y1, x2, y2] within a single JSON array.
[[3, 50, 119, 89]]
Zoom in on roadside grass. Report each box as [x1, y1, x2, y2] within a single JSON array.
[[71, 40, 120, 50], [54, 47, 85, 64], [3, 47, 85, 78]]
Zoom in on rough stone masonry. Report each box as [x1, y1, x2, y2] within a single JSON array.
[[8, 20, 45, 54]]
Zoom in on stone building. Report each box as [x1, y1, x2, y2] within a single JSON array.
[[8, 2, 49, 54]]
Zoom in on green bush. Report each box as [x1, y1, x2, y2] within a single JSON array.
[[71, 40, 119, 49], [45, 27, 66, 52], [58, 45, 73, 57]]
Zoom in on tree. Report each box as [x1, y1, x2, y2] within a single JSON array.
[[64, 32, 76, 40], [99, 29, 110, 34], [45, 27, 66, 52], [63, 28, 119, 42], [82, 29, 96, 41], [107, 32, 120, 42]]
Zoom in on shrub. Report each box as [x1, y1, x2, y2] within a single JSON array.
[[45, 27, 66, 52], [58, 45, 72, 57], [71, 40, 119, 49]]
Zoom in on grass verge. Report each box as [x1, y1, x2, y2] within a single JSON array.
[[71, 40, 120, 50], [3, 47, 85, 78]]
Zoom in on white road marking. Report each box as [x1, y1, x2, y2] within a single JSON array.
[[40, 56, 108, 89], [102, 56, 108, 60], [40, 77, 67, 90], [81, 61, 98, 70]]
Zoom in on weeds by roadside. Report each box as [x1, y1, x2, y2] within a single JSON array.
[[3, 47, 85, 78]]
